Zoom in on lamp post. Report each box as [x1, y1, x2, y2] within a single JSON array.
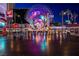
[[60, 10, 65, 27], [60, 10, 66, 40]]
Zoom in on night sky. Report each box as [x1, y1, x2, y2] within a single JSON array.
[[14, 3, 79, 24], [13, 9, 28, 24]]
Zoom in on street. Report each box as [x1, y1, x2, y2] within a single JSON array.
[[0, 31, 79, 56]]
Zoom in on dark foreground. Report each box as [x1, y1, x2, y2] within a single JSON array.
[[0, 31, 79, 56]]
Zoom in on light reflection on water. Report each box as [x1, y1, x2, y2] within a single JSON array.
[[32, 32, 46, 51], [0, 30, 68, 55], [0, 36, 6, 56], [40, 32, 47, 51], [31, 31, 66, 55]]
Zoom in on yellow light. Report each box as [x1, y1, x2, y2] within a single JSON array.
[[17, 15, 20, 17]]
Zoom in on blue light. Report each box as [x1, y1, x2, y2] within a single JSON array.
[[32, 32, 35, 40], [0, 36, 6, 50], [41, 32, 47, 51], [40, 15, 45, 20], [0, 36, 6, 55], [65, 20, 71, 24], [0, 22, 6, 28], [41, 40, 47, 51], [32, 32, 36, 44]]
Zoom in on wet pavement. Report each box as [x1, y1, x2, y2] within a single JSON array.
[[0, 31, 79, 56]]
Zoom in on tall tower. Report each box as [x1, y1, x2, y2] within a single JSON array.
[[7, 3, 14, 27], [7, 3, 14, 11]]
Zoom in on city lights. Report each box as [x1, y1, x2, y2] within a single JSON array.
[[27, 5, 51, 30], [0, 36, 6, 50], [0, 3, 79, 56], [0, 21, 6, 28]]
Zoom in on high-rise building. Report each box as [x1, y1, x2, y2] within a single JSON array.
[[7, 3, 13, 28]]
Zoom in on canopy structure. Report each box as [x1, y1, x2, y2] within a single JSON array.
[[26, 5, 51, 30]]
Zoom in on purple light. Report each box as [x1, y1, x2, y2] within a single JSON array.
[[26, 5, 51, 30]]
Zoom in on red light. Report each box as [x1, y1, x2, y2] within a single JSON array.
[[12, 23, 19, 28], [2, 28, 6, 35]]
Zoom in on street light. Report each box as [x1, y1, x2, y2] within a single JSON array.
[[59, 10, 65, 26], [59, 10, 67, 39]]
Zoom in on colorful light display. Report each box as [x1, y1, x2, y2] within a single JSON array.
[[11, 23, 19, 28], [27, 5, 51, 30], [0, 36, 6, 50], [32, 32, 47, 51], [41, 32, 47, 51], [0, 21, 6, 28], [0, 36, 6, 55]]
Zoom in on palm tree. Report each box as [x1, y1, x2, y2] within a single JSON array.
[[73, 13, 78, 24], [59, 10, 66, 26], [66, 9, 71, 21]]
